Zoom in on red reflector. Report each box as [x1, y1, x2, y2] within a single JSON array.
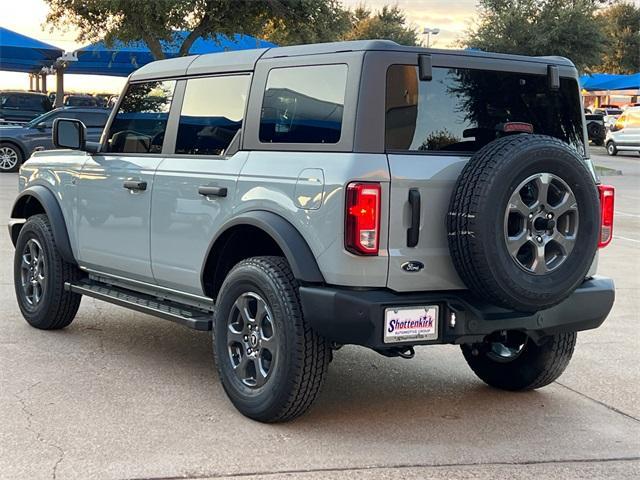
[[502, 122, 534, 134], [345, 182, 381, 255], [598, 185, 615, 248]]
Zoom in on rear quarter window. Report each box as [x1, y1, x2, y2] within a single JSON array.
[[385, 66, 585, 154], [259, 64, 348, 144]]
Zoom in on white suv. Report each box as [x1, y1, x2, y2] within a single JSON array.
[[606, 107, 640, 156]]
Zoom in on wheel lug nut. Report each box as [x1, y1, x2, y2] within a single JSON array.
[[243, 335, 248, 341], [528, 213, 533, 219], [247, 348, 252, 354], [546, 213, 553, 219], [536, 236, 543, 243]]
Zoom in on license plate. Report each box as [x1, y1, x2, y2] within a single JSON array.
[[384, 306, 439, 343]]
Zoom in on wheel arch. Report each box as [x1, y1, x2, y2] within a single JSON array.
[[9, 185, 76, 264], [201, 211, 325, 299]]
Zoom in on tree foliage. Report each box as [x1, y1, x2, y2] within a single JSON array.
[[344, 5, 419, 46], [45, 0, 419, 60], [261, 0, 353, 46], [595, 1, 640, 74], [463, 0, 606, 72]]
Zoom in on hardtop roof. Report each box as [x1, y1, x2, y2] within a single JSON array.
[[129, 39, 575, 81]]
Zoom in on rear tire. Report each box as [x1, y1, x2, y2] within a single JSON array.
[[14, 214, 82, 329], [212, 256, 331, 422], [461, 331, 576, 391], [606, 141, 618, 156]]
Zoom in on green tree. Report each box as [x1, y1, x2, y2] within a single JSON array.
[[45, 0, 359, 59], [45, 0, 419, 57], [595, 1, 640, 74], [344, 5, 419, 46], [463, 0, 605, 72], [261, 0, 353, 45]]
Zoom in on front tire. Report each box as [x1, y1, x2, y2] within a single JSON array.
[[14, 214, 82, 329], [0, 142, 23, 173], [607, 141, 618, 156], [461, 331, 576, 391], [212, 256, 331, 422]]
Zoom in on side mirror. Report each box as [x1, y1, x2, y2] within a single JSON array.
[[53, 118, 86, 150], [35, 122, 47, 130]]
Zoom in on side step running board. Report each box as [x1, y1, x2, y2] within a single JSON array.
[[65, 280, 213, 331]]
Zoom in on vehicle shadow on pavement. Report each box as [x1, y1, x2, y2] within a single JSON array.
[[59, 301, 580, 431]]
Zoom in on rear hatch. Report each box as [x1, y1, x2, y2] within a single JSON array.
[[384, 61, 586, 292]]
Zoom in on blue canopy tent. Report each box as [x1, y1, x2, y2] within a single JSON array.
[[580, 73, 640, 91], [66, 32, 276, 77], [0, 26, 63, 73]]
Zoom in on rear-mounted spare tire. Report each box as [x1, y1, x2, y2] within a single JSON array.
[[447, 134, 599, 312]]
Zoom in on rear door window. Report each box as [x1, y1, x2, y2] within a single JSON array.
[[175, 74, 250, 156], [259, 64, 348, 144], [385, 66, 584, 154], [106, 80, 175, 154]]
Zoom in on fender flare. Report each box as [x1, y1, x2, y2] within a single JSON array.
[[202, 210, 325, 289], [10, 185, 76, 264]]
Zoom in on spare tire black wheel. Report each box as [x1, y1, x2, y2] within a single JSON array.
[[447, 134, 600, 312]]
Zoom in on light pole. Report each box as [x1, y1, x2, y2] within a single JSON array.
[[423, 27, 440, 48]]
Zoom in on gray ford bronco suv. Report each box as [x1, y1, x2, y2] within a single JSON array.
[[9, 41, 616, 422]]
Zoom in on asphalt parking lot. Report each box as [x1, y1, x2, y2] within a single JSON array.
[[1, 148, 639, 480]]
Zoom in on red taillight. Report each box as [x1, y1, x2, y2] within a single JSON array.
[[598, 185, 615, 248], [501, 122, 534, 134], [345, 182, 381, 255]]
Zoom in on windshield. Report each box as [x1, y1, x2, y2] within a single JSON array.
[[26, 110, 57, 128], [386, 66, 585, 154]]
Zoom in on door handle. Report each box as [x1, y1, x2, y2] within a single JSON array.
[[407, 188, 421, 247], [198, 186, 227, 198], [123, 180, 147, 191]]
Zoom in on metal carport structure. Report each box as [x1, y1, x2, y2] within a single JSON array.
[[0, 26, 63, 91], [65, 33, 276, 77]]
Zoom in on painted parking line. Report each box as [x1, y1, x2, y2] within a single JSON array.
[[614, 235, 640, 244]]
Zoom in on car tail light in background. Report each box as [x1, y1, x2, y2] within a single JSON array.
[[598, 185, 615, 248], [345, 182, 381, 255]]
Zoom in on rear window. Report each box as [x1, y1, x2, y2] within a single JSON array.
[[260, 64, 347, 144], [385, 66, 584, 154], [66, 96, 98, 107]]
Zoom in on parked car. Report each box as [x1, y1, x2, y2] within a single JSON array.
[[0, 91, 52, 123], [606, 107, 640, 155], [593, 107, 623, 129], [585, 113, 606, 145], [8, 41, 615, 422], [0, 107, 110, 172], [63, 95, 100, 107]]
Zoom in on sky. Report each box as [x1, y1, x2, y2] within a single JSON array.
[[0, 0, 484, 94]]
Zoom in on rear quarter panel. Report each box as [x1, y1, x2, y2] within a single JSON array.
[[238, 151, 390, 287]]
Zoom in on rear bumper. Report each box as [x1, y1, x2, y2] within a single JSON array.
[[299, 276, 615, 349]]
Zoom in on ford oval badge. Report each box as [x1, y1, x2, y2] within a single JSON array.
[[401, 261, 424, 272]]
